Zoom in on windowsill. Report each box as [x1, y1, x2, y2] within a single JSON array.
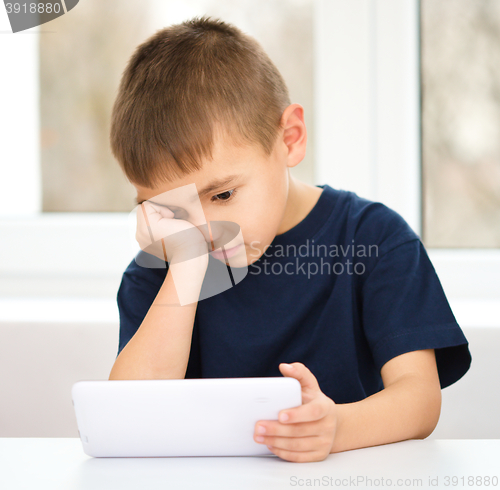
[[447, 298, 500, 329], [0, 298, 119, 323], [0, 297, 497, 328]]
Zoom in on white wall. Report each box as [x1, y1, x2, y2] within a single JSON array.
[[0, 321, 497, 438], [0, 321, 118, 437]]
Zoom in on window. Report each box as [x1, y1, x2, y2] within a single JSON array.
[[314, 0, 500, 322], [421, 0, 500, 248], [1, 0, 499, 321], [0, 0, 314, 301], [39, 0, 315, 212]]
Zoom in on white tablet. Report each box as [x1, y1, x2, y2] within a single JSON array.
[[72, 377, 302, 458]]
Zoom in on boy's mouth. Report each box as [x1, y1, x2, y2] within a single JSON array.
[[209, 243, 243, 261]]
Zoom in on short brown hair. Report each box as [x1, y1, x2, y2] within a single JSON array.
[[109, 15, 291, 188]]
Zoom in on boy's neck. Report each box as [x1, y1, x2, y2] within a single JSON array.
[[276, 175, 323, 236]]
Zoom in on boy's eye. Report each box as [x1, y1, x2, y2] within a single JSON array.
[[210, 188, 237, 204]]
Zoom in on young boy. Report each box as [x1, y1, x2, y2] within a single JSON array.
[[108, 16, 471, 463]]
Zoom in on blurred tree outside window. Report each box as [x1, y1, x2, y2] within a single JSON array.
[[39, 0, 314, 212], [421, 0, 500, 247]]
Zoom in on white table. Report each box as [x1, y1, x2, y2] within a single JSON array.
[[1, 438, 499, 489]]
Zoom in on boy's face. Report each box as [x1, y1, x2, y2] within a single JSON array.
[[132, 130, 293, 268]]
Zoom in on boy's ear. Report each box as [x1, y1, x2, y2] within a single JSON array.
[[280, 103, 307, 168]]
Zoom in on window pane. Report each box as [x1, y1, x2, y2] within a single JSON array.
[[40, 0, 314, 212], [421, 0, 500, 247]]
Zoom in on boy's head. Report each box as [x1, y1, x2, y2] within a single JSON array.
[[110, 16, 308, 267]]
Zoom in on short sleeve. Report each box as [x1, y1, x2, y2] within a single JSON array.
[[361, 238, 471, 389]]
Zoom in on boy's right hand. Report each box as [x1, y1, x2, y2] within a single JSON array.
[[135, 200, 209, 268]]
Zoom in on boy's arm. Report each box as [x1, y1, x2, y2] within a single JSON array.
[[330, 348, 442, 453], [109, 260, 207, 381], [254, 349, 441, 462]]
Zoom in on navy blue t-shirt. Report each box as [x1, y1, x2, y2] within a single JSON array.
[[116, 184, 471, 403]]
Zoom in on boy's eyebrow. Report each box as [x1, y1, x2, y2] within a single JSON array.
[[135, 175, 241, 206], [193, 175, 241, 200]]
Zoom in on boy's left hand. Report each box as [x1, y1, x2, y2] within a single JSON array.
[[254, 362, 338, 462]]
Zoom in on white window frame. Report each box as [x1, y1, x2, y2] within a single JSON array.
[[0, 16, 138, 301], [1, 1, 499, 326], [314, 0, 500, 327]]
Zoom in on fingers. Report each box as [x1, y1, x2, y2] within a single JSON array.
[[255, 362, 337, 462], [279, 362, 321, 395], [134, 202, 167, 262], [255, 418, 321, 438], [138, 201, 174, 242], [146, 201, 175, 220], [259, 435, 322, 453], [255, 399, 332, 443], [254, 402, 336, 463], [278, 397, 333, 425], [136, 201, 175, 254], [256, 421, 334, 462], [266, 444, 330, 463]]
